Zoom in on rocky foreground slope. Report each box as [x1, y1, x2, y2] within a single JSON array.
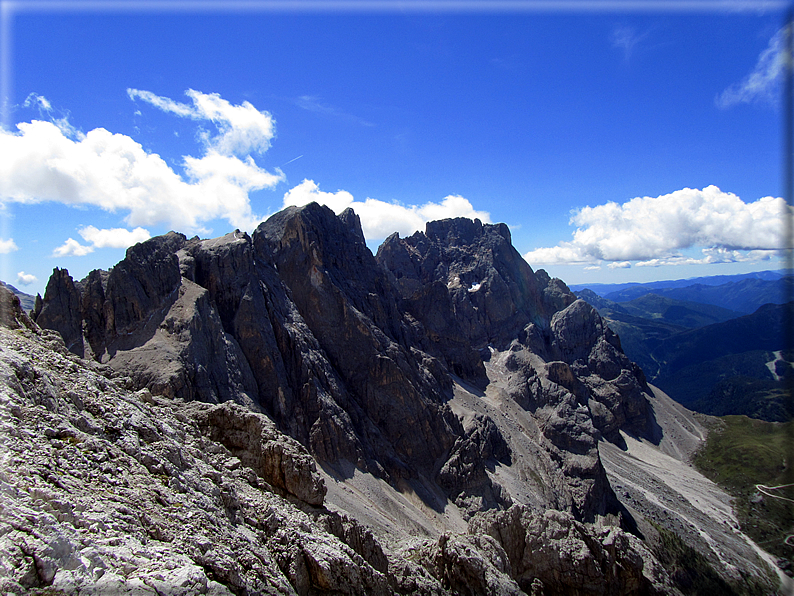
[[1, 203, 780, 594]]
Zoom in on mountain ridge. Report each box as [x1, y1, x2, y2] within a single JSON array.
[[2, 203, 781, 595]]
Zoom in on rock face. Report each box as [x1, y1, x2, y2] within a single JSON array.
[[377, 219, 653, 521], [0, 300, 681, 596], [31, 207, 466, 497], [22, 205, 776, 594], [468, 505, 672, 595], [376, 218, 573, 354], [254, 205, 461, 479], [0, 311, 396, 595], [33, 267, 83, 355]]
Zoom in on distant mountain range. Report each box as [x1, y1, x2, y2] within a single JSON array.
[[570, 269, 787, 298], [575, 272, 792, 422]]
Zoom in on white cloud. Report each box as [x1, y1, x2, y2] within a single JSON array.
[[607, 261, 632, 269], [634, 247, 778, 268], [0, 238, 17, 254], [22, 93, 82, 139], [51, 225, 151, 258], [717, 26, 790, 108], [128, 88, 276, 156], [523, 186, 788, 267], [53, 238, 93, 257], [16, 271, 36, 286], [282, 179, 491, 239], [78, 225, 151, 249], [0, 90, 285, 233]]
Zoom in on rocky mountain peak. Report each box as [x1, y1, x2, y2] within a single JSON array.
[[377, 216, 575, 352], [30, 206, 655, 509], [424, 217, 511, 247]]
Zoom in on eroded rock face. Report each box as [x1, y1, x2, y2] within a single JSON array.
[[549, 300, 652, 439], [254, 204, 462, 477], [378, 219, 654, 521], [191, 400, 327, 506], [0, 318, 679, 595], [0, 323, 397, 596], [32, 207, 468, 496], [11, 207, 769, 594], [469, 505, 674, 595], [376, 218, 575, 353], [33, 267, 83, 355], [0, 283, 36, 332]]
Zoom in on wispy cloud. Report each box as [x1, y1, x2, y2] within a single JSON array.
[[0, 92, 285, 233], [128, 88, 277, 156], [610, 25, 649, 62], [282, 179, 490, 240], [295, 95, 374, 127], [716, 25, 790, 108], [22, 92, 82, 138], [523, 186, 787, 267]]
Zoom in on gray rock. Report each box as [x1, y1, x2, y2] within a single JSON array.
[[0, 323, 393, 596], [32, 267, 83, 355], [190, 400, 326, 506], [469, 505, 675, 595], [377, 217, 575, 352]]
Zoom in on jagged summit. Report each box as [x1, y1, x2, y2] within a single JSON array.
[[28, 203, 653, 520], [15, 202, 780, 595], [377, 216, 574, 354]]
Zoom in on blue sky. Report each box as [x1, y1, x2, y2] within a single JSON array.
[[0, 1, 790, 297]]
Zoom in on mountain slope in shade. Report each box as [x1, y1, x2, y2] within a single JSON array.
[[646, 303, 791, 421], [617, 293, 744, 328], [576, 287, 792, 422]]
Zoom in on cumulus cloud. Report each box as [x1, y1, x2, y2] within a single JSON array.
[[16, 271, 36, 286], [717, 26, 790, 108], [523, 186, 788, 267], [282, 179, 491, 239], [0, 238, 18, 254], [51, 225, 152, 258], [53, 238, 93, 257], [0, 91, 285, 233], [608, 261, 632, 269], [78, 225, 151, 249]]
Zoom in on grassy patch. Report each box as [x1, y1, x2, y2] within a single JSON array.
[[693, 415, 794, 561]]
